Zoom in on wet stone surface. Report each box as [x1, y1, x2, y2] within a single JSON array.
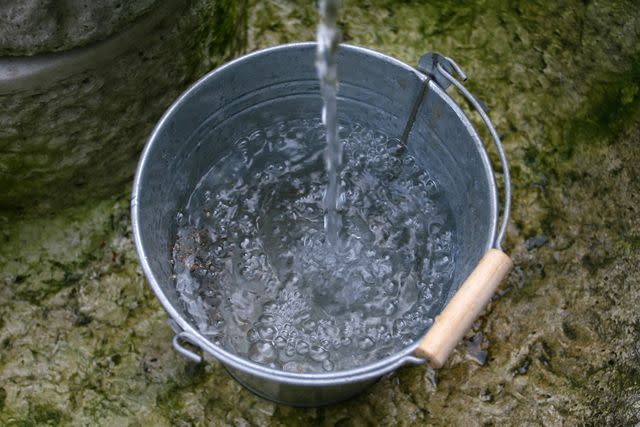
[[0, 0, 245, 214], [1, 0, 640, 425], [0, 0, 161, 56]]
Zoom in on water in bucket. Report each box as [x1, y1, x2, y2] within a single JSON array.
[[172, 116, 455, 372], [170, 0, 456, 373]]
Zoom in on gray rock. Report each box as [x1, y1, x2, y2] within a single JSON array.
[[0, 0, 245, 214], [0, 0, 161, 56]]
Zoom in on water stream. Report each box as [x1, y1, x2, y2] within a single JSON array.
[[316, 0, 342, 245]]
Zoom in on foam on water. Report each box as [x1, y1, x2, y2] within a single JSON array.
[[172, 117, 455, 373]]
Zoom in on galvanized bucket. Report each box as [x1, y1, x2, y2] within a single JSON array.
[[132, 43, 512, 406]]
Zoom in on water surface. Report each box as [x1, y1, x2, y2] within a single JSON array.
[[172, 117, 455, 372]]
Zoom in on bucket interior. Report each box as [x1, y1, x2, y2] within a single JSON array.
[[133, 44, 497, 374]]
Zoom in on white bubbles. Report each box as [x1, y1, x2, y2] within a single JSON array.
[[285, 344, 296, 357], [274, 335, 287, 349], [322, 359, 335, 371], [384, 301, 398, 316], [247, 328, 260, 342], [249, 341, 277, 364], [296, 340, 310, 355], [358, 336, 375, 351], [175, 211, 185, 226], [172, 117, 455, 373], [309, 345, 330, 362], [283, 361, 306, 373], [258, 325, 277, 340]]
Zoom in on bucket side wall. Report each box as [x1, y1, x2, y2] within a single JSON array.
[[409, 81, 497, 293]]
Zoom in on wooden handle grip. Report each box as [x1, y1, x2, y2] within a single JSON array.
[[415, 249, 513, 368]]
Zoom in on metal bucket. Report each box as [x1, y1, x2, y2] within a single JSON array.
[[132, 43, 511, 406]]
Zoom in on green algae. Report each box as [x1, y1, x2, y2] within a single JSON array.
[[1, 0, 640, 425], [571, 69, 640, 147]]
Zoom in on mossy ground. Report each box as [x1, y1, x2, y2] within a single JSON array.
[[1, 0, 639, 425]]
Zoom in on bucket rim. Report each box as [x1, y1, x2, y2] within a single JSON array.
[[132, 42, 498, 385]]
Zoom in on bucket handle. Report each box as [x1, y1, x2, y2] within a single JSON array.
[[413, 54, 513, 368]]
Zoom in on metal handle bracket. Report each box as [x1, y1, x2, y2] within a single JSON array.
[[417, 52, 466, 89]]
